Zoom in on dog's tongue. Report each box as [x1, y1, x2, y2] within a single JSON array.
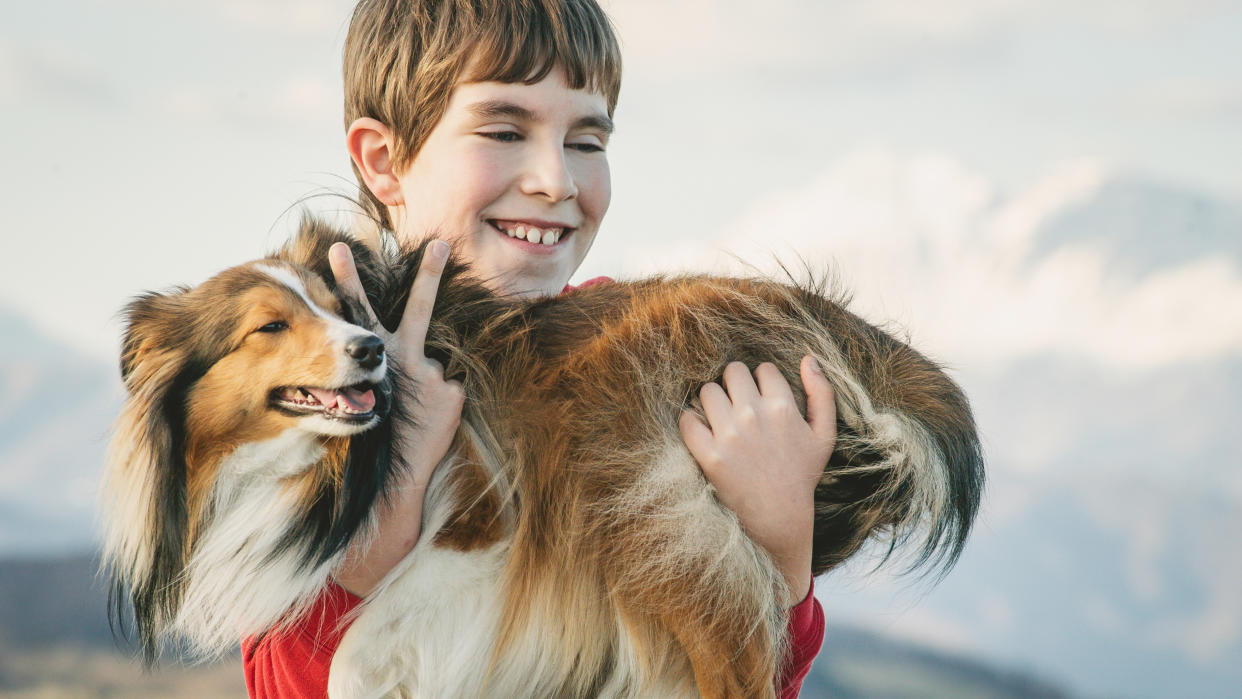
[[304, 386, 376, 413]]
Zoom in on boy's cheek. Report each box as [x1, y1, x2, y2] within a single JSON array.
[[577, 165, 612, 217]]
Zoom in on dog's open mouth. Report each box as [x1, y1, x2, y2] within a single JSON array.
[[271, 383, 377, 421]]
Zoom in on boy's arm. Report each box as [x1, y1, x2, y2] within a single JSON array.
[[327, 242, 465, 595], [679, 357, 833, 696], [678, 357, 836, 603], [242, 242, 461, 697], [780, 580, 827, 698]]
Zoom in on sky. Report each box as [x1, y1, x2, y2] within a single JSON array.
[[2, 1, 1241, 696], [1, 0, 1240, 360]]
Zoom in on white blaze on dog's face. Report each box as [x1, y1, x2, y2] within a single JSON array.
[[184, 261, 387, 458]]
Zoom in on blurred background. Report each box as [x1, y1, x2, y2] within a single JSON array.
[[2, 1, 1240, 696]]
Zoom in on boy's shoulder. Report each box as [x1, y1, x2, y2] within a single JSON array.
[[562, 276, 613, 294]]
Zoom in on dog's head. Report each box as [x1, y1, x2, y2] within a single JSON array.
[[104, 255, 395, 660], [124, 260, 388, 442]]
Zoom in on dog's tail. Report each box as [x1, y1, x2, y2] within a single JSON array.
[[779, 282, 984, 578], [546, 274, 984, 579], [605, 275, 984, 579]]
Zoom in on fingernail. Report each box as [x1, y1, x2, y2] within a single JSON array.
[[430, 240, 449, 260], [806, 355, 820, 370]]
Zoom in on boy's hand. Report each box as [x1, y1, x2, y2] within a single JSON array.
[[679, 356, 836, 604], [327, 241, 466, 596]]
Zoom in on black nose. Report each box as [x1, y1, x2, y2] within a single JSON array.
[[345, 335, 385, 370]]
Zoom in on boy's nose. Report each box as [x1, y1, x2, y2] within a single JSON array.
[[520, 146, 577, 202]]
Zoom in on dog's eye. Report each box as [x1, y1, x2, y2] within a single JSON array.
[[256, 321, 288, 333]]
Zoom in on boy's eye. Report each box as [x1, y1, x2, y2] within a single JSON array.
[[481, 130, 522, 143], [567, 142, 605, 153]]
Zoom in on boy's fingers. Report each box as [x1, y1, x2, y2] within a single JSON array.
[[722, 361, 760, 405], [397, 240, 450, 349], [801, 355, 837, 441], [328, 243, 381, 328], [754, 362, 795, 403], [678, 411, 719, 473], [698, 382, 733, 432]]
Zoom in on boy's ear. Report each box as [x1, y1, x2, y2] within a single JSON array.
[[347, 117, 404, 207]]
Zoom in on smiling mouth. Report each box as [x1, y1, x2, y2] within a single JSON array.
[[270, 383, 378, 422], [488, 219, 574, 247]]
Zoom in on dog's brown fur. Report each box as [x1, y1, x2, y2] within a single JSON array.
[[106, 217, 983, 698]]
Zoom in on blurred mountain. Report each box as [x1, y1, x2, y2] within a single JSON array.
[[0, 552, 1070, 698], [1026, 176, 1242, 277], [0, 309, 121, 556], [0, 552, 242, 698]]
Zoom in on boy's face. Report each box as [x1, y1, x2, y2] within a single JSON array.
[[391, 66, 612, 297]]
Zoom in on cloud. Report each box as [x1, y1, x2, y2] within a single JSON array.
[[210, 1, 349, 34], [153, 74, 337, 129], [121, 0, 353, 36], [0, 39, 116, 107], [626, 149, 1242, 371], [604, 0, 1232, 80], [0, 43, 15, 101], [604, 0, 1018, 80], [1126, 77, 1242, 120]]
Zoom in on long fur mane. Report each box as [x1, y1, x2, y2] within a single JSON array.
[[102, 216, 984, 697]]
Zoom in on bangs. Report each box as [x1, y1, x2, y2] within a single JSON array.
[[462, 0, 622, 113]]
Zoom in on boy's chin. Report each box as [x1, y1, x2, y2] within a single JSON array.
[[501, 277, 568, 299], [485, 269, 572, 299]]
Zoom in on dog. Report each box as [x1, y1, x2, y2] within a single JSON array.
[[102, 217, 983, 698]]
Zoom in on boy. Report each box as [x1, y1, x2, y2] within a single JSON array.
[[244, 0, 831, 696]]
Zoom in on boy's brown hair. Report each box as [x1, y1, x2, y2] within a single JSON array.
[[344, 0, 623, 228]]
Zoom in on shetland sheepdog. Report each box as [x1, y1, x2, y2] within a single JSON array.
[[102, 218, 983, 698]]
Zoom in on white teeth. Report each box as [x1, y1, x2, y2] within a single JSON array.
[[497, 222, 565, 245]]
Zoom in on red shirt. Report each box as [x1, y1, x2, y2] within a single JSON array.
[[243, 580, 824, 698], [242, 277, 825, 697]]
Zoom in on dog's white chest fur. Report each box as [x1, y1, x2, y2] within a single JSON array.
[[326, 440, 717, 699], [329, 543, 508, 698]]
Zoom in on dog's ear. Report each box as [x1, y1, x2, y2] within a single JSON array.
[[105, 288, 198, 664], [119, 290, 191, 383]]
